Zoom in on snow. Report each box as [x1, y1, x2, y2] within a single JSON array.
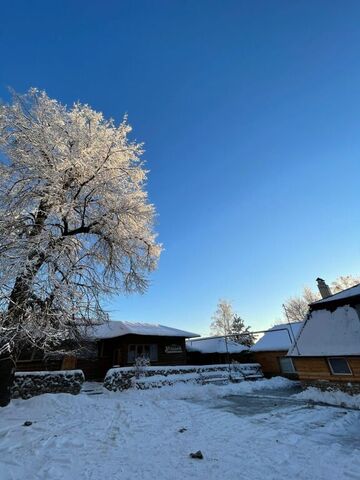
[[107, 363, 257, 374], [288, 306, 360, 356], [186, 337, 248, 354], [250, 322, 303, 352], [104, 364, 263, 391], [85, 320, 199, 340], [295, 387, 360, 409], [312, 283, 360, 305], [14, 370, 84, 377], [0, 89, 162, 354], [0, 378, 359, 479]]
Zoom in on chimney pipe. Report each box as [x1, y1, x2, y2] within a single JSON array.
[[316, 277, 332, 299]]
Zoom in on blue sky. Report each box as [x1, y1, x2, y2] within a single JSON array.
[[1, 1, 360, 334]]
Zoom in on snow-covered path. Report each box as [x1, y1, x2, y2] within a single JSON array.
[[0, 378, 359, 480]]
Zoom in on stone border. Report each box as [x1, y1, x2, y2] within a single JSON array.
[[301, 380, 360, 396], [104, 363, 263, 392], [12, 370, 85, 399]]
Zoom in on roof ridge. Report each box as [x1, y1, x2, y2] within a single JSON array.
[[311, 282, 360, 304]]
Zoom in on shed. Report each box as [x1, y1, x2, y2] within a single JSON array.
[[249, 322, 303, 377], [186, 337, 248, 365]]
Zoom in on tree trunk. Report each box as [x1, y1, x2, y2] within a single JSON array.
[[6, 199, 49, 321], [0, 356, 15, 407]]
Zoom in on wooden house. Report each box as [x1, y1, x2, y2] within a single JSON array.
[[287, 284, 360, 386], [14, 321, 200, 380], [81, 321, 199, 379], [249, 322, 303, 378], [186, 337, 249, 365]]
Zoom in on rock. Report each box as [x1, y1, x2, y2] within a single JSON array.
[[179, 428, 187, 433], [23, 421, 32, 427], [103, 364, 263, 392], [12, 370, 84, 399], [189, 450, 203, 459]]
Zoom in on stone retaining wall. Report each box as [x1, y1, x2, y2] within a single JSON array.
[[301, 380, 360, 396], [104, 363, 263, 392], [12, 370, 85, 399]]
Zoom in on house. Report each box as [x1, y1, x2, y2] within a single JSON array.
[[287, 283, 360, 387], [249, 322, 303, 378], [15, 321, 200, 380], [186, 336, 249, 365], [81, 321, 199, 378]]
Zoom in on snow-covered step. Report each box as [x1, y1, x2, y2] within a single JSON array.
[[81, 382, 104, 396]]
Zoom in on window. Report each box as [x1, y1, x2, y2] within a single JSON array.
[[327, 357, 352, 375], [127, 344, 158, 363], [279, 357, 296, 374]]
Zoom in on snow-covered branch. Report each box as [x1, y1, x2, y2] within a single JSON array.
[[0, 88, 161, 355]]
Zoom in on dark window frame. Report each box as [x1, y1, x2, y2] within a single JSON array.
[[127, 344, 158, 363], [327, 357, 352, 376], [279, 357, 296, 374]]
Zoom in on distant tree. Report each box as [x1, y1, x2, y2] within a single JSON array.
[[282, 275, 360, 323], [210, 299, 254, 346], [230, 314, 255, 347], [210, 299, 234, 336], [331, 275, 360, 293], [0, 88, 161, 406], [282, 287, 320, 323]]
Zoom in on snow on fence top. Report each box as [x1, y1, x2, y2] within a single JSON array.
[[288, 305, 360, 356], [85, 320, 200, 340], [186, 337, 248, 354], [14, 370, 84, 377], [104, 363, 263, 391], [250, 322, 303, 352], [311, 283, 360, 306]]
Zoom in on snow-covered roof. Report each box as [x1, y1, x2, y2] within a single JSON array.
[[288, 306, 360, 356], [85, 321, 200, 340], [311, 283, 360, 306], [186, 337, 248, 354], [250, 322, 303, 352]]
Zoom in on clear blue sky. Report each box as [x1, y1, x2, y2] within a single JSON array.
[[1, 1, 360, 335]]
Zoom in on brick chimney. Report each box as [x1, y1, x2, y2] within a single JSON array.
[[316, 277, 332, 299]]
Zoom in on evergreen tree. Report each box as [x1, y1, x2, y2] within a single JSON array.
[[231, 314, 255, 347]]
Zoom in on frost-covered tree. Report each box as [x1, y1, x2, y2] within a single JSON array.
[[0, 88, 161, 405], [282, 287, 320, 323], [210, 299, 253, 345], [331, 275, 360, 293], [210, 299, 234, 336]]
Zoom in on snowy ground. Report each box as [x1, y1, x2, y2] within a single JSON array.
[[1, 378, 360, 480]]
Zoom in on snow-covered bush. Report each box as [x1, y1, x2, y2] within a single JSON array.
[[134, 356, 150, 379]]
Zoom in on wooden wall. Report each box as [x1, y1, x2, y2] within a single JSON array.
[[13, 335, 190, 381], [99, 335, 188, 368], [16, 358, 62, 372], [292, 356, 360, 383], [247, 351, 286, 377]]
